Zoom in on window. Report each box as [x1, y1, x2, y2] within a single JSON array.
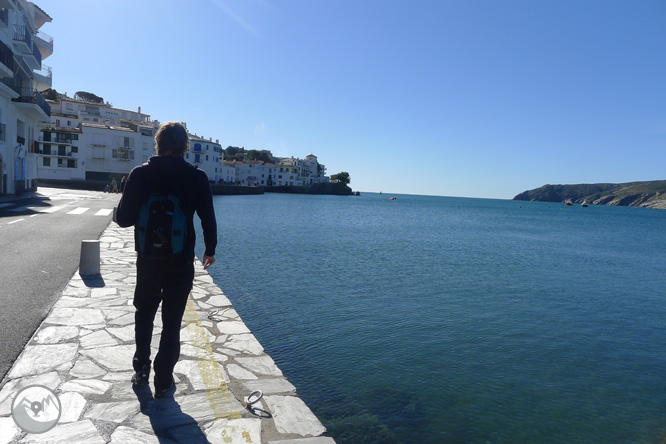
[[55, 119, 60, 126], [58, 145, 66, 156], [67, 159, 76, 168], [67, 121, 71, 126], [57, 158, 64, 167], [72, 134, 78, 140], [195, 154, 201, 163], [206, 155, 208, 161], [43, 144, 51, 155], [194, 143, 201, 152], [43, 131, 51, 142], [43, 157, 50, 166], [71, 146, 78, 153]]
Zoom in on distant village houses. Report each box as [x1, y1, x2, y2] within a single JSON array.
[[35, 95, 330, 190]]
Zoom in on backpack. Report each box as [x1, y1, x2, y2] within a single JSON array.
[[136, 164, 193, 259]]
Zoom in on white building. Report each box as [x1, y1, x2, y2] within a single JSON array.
[[185, 135, 222, 183], [0, 1, 53, 195], [220, 161, 235, 184], [36, 98, 159, 183], [231, 155, 329, 187]]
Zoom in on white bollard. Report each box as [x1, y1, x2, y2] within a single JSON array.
[[79, 240, 101, 276]]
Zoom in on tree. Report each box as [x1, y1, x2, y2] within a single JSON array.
[[74, 91, 104, 103], [331, 172, 350, 185]]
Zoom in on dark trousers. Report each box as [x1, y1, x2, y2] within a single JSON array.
[[133, 256, 194, 391]]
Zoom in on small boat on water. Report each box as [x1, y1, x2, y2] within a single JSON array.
[[582, 201, 589, 207], [389, 197, 397, 200], [565, 199, 573, 206]]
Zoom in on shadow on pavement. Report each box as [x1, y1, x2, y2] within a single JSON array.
[[82, 274, 105, 287], [133, 385, 211, 444], [0, 196, 51, 218]]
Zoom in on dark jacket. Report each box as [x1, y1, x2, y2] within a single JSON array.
[[116, 155, 217, 261]]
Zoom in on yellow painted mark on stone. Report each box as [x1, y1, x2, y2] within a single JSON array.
[[183, 297, 241, 419], [242, 430, 252, 442]]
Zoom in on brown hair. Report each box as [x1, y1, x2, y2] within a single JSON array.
[[155, 121, 189, 156]]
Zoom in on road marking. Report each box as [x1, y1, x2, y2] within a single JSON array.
[[40, 205, 66, 214], [0, 203, 15, 209], [8, 218, 24, 224], [67, 207, 90, 215], [94, 208, 114, 216]]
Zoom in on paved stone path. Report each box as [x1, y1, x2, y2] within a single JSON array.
[[0, 223, 335, 444]]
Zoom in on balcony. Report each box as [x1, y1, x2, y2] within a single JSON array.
[[33, 64, 52, 89], [23, 42, 41, 70], [33, 31, 53, 59], [12, 25, 32, 53], [8, 85, 51, 120], [0, 39, 14, 77]]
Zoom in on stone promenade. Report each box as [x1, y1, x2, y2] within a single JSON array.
[[0, 222, 335, 444]]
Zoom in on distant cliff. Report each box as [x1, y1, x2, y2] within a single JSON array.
[[513, 181, 666, 209]]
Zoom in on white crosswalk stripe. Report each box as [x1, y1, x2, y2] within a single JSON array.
[[4, 204, 114, 216], [94, 208, 114, 216], [67, 207, 90, 215], [40, 205, 67, 213]]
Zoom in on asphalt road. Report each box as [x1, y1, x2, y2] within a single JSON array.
[[0, 188, 121, 380]]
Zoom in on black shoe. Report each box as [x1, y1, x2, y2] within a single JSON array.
[[154, 380, 176, 399], [131, 366, 150, 386]]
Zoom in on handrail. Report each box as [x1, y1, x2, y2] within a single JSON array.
[[36, 31, 52, 44]]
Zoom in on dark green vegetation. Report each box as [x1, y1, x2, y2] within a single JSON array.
[[223, 146, 273, 163], [74, 91, 104, 103], [330, 171, 351, 185], [514, 180, 666, 209]]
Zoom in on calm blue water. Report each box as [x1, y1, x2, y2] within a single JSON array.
[[195, 192, 666, 443]]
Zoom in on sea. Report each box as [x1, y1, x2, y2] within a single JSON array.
[[195, 192, 666, 444]]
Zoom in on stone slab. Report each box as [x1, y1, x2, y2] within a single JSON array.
[[58, 392, 87, 423], [205, 418, 262, 444], [242, 378, 296, 395], [264, 395, 326, 436], [21, 419, 105, 444], [7, 344, 78, 379]]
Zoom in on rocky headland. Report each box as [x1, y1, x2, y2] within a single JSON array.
[[513, 180, 666, 209]]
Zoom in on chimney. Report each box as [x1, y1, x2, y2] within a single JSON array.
[[138, 106, 141, 113]]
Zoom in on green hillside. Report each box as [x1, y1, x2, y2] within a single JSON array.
[[513, 181, 666, 209]]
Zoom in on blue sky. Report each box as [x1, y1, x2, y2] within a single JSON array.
[[37, 0, 665, 198]]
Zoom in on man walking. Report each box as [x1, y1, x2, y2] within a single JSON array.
[[116, 121, 217, 398]]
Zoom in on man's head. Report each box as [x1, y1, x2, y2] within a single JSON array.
[[155, 121, 189, 157]]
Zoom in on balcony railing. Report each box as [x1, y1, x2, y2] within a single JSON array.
[[31, 43, 42, 67], [7, 85, 51, 117], [36, 31, 52, 44], [0, 123, 5, 142], [0, 40, 14, 72], [34, 64, 52, 80], [13, 25, 32, 49]]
